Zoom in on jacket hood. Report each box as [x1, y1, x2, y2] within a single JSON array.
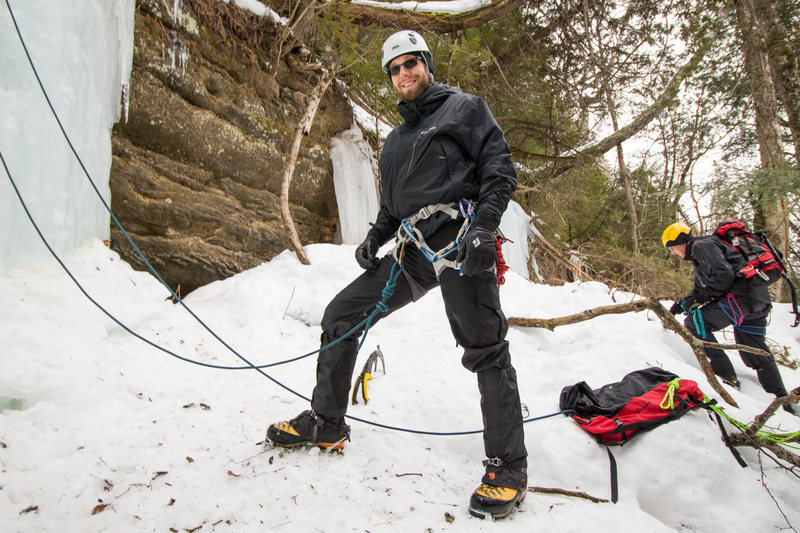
[[683, 236, 698, 261], [397, 83, 461, 125]]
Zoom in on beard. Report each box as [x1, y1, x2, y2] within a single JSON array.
[[395, 72, 431, 102]]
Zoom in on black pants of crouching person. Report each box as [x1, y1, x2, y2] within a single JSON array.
[[684, 301, 788, 397], [310, 220, 527, 471]]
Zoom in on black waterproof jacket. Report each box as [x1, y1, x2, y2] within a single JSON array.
[[367, 83, 517, 244], [683, 235, 771, 315]]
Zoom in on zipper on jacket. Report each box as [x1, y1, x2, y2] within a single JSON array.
[[405, 126, 437, 178]]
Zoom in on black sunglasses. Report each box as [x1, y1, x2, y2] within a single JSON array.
[[389, 57, 420, 77]]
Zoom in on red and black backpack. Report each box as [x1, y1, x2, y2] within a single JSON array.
[[559, 368, 745, 502], [714, 220, 783, 284]]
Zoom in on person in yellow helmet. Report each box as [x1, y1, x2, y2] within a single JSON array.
[[662, 222, 796, 415]]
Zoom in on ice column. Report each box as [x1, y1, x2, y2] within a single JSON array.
[[0, 0, 135, 273], [330, 122, 380, 245]]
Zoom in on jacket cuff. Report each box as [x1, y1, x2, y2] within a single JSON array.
[[473, 211, 499, 231]]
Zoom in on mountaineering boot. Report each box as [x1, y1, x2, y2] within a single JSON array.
[[267, 410, 350, 450], [783, 403, 799, 416], [468, 460, 527, 520], [469, 484, 525, 520], [721, 377, 741, 391]]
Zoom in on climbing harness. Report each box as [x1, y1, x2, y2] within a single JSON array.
[[725, 293, 745, 326], [718, 294, 768, 336], [393, 199, 475, 272]]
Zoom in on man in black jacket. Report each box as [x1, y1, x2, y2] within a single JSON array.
[[662, 222, 796, 414], [268, 30, 527, 519]]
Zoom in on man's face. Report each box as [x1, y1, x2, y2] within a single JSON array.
[[389, 54, 430, 102], [668, 243, 687, 258]]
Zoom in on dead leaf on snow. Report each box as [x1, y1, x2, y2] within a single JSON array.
[[227, 470, 240, 477], [91, 503, 109, 515], [19, 505, 38, 515]]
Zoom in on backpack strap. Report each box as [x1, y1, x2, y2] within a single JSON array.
[[606, 446, 619, 503], [602, 399, 744, 504], [707, 406, 747, 468]]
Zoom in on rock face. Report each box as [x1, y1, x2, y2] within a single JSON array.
[[110, 0, 352, 295]]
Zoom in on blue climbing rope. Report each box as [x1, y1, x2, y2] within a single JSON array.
[[357, 259, 404, 351], [719, 303, 767, 336], [2, 1, 568, 437]]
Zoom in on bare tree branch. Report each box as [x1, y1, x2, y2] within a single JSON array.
[[546, 23, 719, 179], [280, 66, 338, 265], [508, 297, 740, 406], [727, 433, 800, 468], [528, 486, 609, 503], [341, 0, 527, 32], [745, 386, 800, 437]]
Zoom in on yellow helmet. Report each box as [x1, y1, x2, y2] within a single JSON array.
[[661, 222, 692, 247]]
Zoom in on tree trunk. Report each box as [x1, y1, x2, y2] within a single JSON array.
[[753, 0, 800, 163], [606, 92, 640, 252], [734, 0, 789, 300]]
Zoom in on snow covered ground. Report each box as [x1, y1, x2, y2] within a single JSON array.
[[1, 240, 799, 532]]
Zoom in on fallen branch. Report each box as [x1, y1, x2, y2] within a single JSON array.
[[508, 297, 739, 407], [508, 299, 649, 330], [745, 387, 800, 438], [528, 486, 608, 503], [728, 433, 800, 469], [530, 231, 584, 282]]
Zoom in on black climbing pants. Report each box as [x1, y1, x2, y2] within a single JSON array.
[[683, 301, 788, 397], [311, 221, 527, 470]]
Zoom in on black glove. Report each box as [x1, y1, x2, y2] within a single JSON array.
[[669, 301, 683, 315], [682, 294, 702, 313], [457, 227, 497, 276], [355, 235, 380, 270], [685, 301, 702, 313]]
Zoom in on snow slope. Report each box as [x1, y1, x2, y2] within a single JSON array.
[[1, 240, 799, 532]]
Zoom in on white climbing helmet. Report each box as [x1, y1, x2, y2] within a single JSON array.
[[381, 30, 434, 78]]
